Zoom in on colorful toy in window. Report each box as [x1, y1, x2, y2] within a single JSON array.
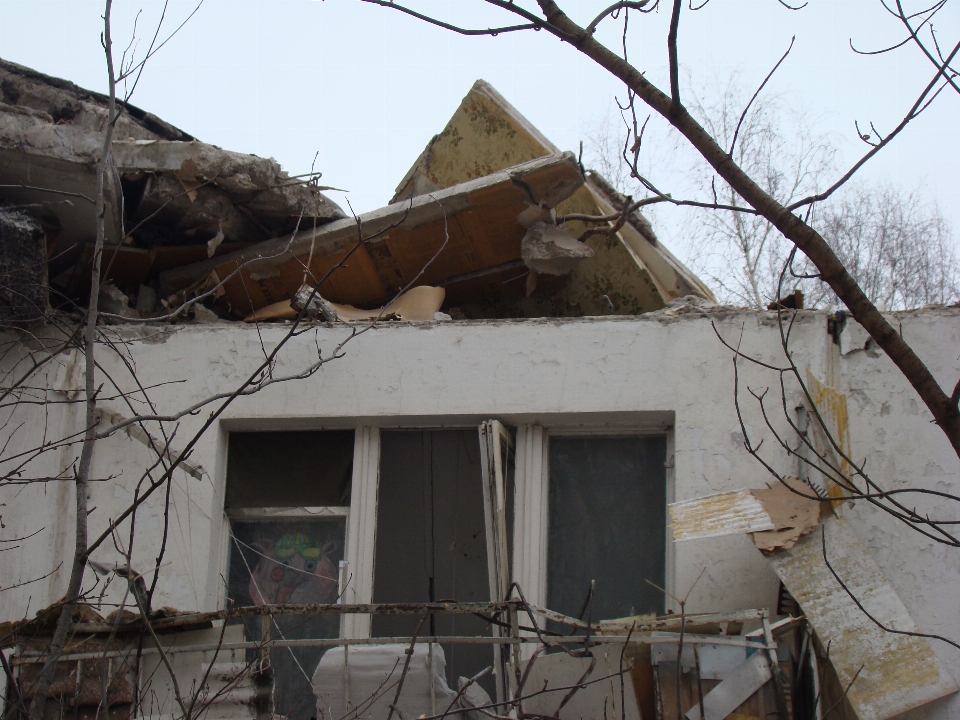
[[246, 527, 339, 605]]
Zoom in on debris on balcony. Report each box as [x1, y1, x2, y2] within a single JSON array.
[[669, 484, 959, 720]]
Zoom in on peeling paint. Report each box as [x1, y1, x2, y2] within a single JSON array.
[[768, 514, 957, 720], [669, 490, 776, 541], [806, 371, 853, 503]]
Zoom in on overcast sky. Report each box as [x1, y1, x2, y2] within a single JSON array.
[[1, 0, 958, 262]]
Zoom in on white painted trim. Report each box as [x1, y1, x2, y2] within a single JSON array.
[[664, 427, 676, 611], [342, 426, 380, 639], [210, 426, 232, 613], [546, 424, 671, 436], [513, 425, 547, 609]]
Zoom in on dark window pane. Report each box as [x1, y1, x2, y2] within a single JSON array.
[[372, 429, 494, 696], [228, 519, 346, 720], [547, 436, 667, 622], [226, 430, 354, 508]]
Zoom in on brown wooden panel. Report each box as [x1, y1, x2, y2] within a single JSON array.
[[380, 214, 480, 289], [312, 246, 387, 306], [216, 244, 388, 316], [71, 245, 154, 294], [453, 201, 530, 266], [630, 645, 658, 720], [151, 243, 247, 274], [208, 156, 581, 316], [214, 257, 282, 315]]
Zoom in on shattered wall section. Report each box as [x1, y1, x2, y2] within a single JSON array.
[[392, 81, 560, 201], [391, 79, 713, 318]]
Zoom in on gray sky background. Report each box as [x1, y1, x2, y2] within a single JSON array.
[[1, 0, 957, 265]]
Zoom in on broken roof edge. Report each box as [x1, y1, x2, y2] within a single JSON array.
[[470, 79, 561, 154], [391, 79, 561, 204], [0, 56, 193, 142], [17, 304, 951, 343], [160, 151, 584, 294], [584, 174, 717, 303]]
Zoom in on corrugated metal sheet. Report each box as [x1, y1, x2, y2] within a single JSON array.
[[668, 490, 776, 541]]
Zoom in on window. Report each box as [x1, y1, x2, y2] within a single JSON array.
[[221, 422, 669, 715], [546, 435, 667, 622], [225, 430, 354, 720], [371, 429, 496, 697]]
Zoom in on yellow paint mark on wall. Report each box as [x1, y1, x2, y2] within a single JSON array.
[[806, 370, 853, 503]]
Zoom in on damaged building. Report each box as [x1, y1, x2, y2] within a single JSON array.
[[1, 59, 959, 720]]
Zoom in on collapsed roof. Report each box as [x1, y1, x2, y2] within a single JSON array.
[[388, 80, 714, 318], [0, 57, 344, 321], [0, 61, 713, 325]]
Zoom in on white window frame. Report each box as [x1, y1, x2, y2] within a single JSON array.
[[536, 423, 676, 612], [342, 425, 380, 639], [219, 419, 674, 641]]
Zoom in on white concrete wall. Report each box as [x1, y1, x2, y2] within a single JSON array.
[[1, 307, 958, 715]]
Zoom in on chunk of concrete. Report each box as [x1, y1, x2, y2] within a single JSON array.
[[521, 221, 594, 276]]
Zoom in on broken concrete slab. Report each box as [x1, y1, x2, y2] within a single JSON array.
[[97, 281, 139, 320], [161, 152, 584, 318], [0, 105, 343, 249], [0, 57, 191, 140], [113, 139, 344, 245], [0, 57, 344, 310], [521, 221, 594, 276]]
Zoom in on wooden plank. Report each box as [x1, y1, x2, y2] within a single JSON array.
[[685, 652, 772, 720], [161, 153, 581, 291], [767, 514, 958, 720], [71, 244, 154, 293]]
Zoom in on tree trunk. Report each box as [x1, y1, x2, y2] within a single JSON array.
[[537, 0, 960, 458]]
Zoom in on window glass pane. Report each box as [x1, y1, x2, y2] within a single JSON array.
[[547, 435, 667, 622], [372, 429, 494, 697], [228, 519, 345, 720], [226, 430, 353, 508]]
